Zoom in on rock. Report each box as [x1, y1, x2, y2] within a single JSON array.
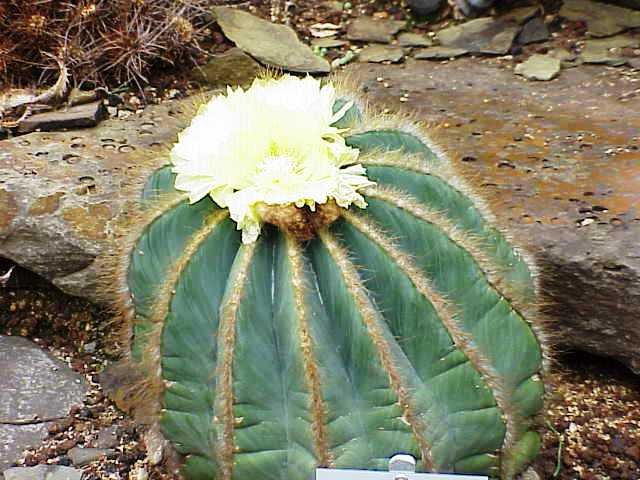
[[17, 101, 107, 134], [500, 5, 541, 24], [190, 48, 261, 88], [515, 54, 561, 81], [346, 16, 405, 43], [320, 1, 345, 13], [584, 34, 640, 49], [67, 89, 106, 108], [398, 32, 433, 47], [548, 48, 583, 68], [99, 360, 145, 413], [580, 48, 628, 65], [549, 48, 578, 63], [559, 0, 640, 37], [405, 0, 442, 15], [213, 7, 330, 73], [3, 465, 83, 480], [309, 22, 341, 38], [436, 17, 521, 55], [358, 45, 405, 63], [311, 38, 348, 48], [67, 447, 115, 466], [0, 336, 88, 471], [132, 467, 148, 480], [343, 59, 640, 373], [413, 46, 468, 59], [452, 0, 496, 17], [517, 17, 549, 44], [144, 426, 167, 466], [579, 35, 639, 66], [520, 467, 541, 480], [96, 425, 119, 449], [0, 99, 192, 304]]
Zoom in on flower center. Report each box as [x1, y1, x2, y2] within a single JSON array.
[[255, 201, 342, 241], [255, 155, 298, 186]]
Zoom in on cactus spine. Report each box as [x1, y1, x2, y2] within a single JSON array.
[[115, 89, 547, 480]]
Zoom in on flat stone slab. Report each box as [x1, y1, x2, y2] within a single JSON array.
[[579, 35, 639, 66], [500, 5, 540, 25], [436, 17, 520, 55], [191, 48, 262, 88], [311, 38, 348, 48], [3, 465, 82, 480], [67, 447, 116, 467], [398, 32, 433, 47], [515, 54, 561, 81], [0, 336, 88, 471], [213, 7, 330, 73], [358, 45, 404, 63], [0, 424, 48, 475], [559, 0, 640, 37], [17, 102, 107, 134], [517, 17, 549, 45], [414, 46, 468, 59], [345, 60, 640, 373], [346, 16, 405, 43]]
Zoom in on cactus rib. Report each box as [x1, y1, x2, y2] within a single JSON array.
[[319, 229, 435, 470], [286, 236, 332, 467], [215, 242, 257, 480]]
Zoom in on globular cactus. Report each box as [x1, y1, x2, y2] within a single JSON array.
[[113, 75, 548, 480]]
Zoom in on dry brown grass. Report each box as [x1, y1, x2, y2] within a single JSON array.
[[0, 0, 219, 90]]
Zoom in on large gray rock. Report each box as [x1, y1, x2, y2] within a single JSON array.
[[0, 336, 88, 471], [343, 60, 640, 374], [213, 7, 330, 73], [0, 100, 192, 304]]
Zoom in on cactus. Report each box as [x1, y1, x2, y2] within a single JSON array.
[[113, 80, 548, 480]]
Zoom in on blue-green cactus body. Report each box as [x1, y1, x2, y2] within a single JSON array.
[[124, 102, 545, 480]]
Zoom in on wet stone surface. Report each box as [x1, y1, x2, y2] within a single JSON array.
[[346, 59, 640, 373], [0, 100, 194, 304]]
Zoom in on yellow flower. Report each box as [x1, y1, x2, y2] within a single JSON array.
[[170, 74, 374, 243]]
